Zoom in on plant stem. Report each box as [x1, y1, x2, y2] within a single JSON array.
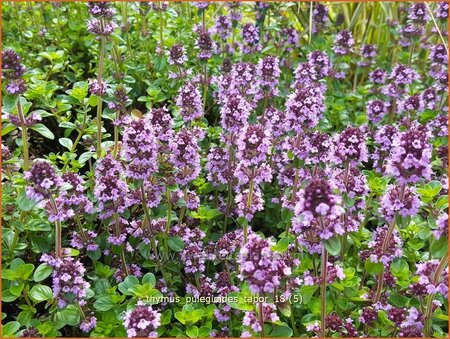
[[71, 108, 88, 153], [96, 34, 106, 158], [320, 246, 328, 338], [165, 189, 172, 254], [159, 4, 164, 49], [55, 219, 62, 259], [258, 295, 265, 337], [244, 179, 254, 244], [16, 98, 29, 171], [424, 254, 448, 336], [224, 142, 235, 230], [374, 217, 396, 303]]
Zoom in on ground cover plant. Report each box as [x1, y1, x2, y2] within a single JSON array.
[[1, 1, 449, 338]]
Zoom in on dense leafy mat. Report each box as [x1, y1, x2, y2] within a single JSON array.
[[1, 2, 449, 338]]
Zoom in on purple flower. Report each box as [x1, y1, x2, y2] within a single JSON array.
[[2, 49, 26, 95], [94, 155, 128, 219], [25, 161, 62, 201], [429, 44, 448, 64], [235, 186, 264, 221], [87, 2, 117, 36], [41, 254, 90, 308], [7, 112, 41, 127], [385, 123, 432, 184], [2, 48, 26, 80], [421, 88, 438, 110], [167, 44, 187, 66], [214, 15, 232, 40], [148, 106, 173, 143], [171, 128, 201, 185], [369, 68, 387, 84], [235, 124, 272, 167], [108, 85, 129, 112], [123, 301, 161, 338], [293, 178, 344, 241], [242, 23, 261, 54], [366, 100, 389, 124], [71, 230, 99, 252], [389, 64, 420, 86], [361, 225, 403, 265], [176, 82, 203, 122], [237, 233, 293, 294], [308, 50, 332, 79], [193, 2, 209, 9], [220, 95, 251, 133], [256, 56, 280, 94], [372, 125, 399, 173], [331, 125, 369, 167], [171, 222, 207, 273], [122, 117, 158, 180], [312, 3, 329, 33], [196, 29, 214, 61], [408, 2, 429, 23], [88, 79, 107, 96], [206, 147, 230, 186], [286, 83, 325, 131], [80, 315, 97, 333], [53, 172, 94, 222], [434, 212, 448, 240], [333, 30, 354, 55], [361, 44, 377, 59], [380, 185, 421, 221], [435, 1, 449, 19], [281, 28, 299, 47]]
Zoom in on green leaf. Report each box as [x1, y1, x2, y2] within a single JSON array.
[[365, 259, 384, 275], [270, 325, 293, 338], [271, 237, 291, 253], [118, 275, 140, 295], [94, 296, 116, 311], [189, 206, 222, 220], [2, 94, 19, 112], [16, 263, 35, 280], [30, 123, 55, 139], [168, 236, 185, 252], [56, 305, 80, 326], [390, 259, 410, 279], [389, 293, 409, 307], [66, 81, 88, 102], [79, 151, 95, 164], [2, 124, 17, 137], [18, 189, 37, 211], [198, 326, 211, 338], [300, 285, 318, 304], [2, 321, 20, 337], [324, 236, 341, 256], [29, 284, 53, 303], [142, 273, 156, 286], [430, 236, 448, 259], [186, 326, 199, 338], [2, 269, 17, 281], [226, 292, 254, 311], [59, 137, 73, 150]]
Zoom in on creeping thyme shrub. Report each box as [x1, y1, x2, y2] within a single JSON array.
[[1, 2, 448, 338]]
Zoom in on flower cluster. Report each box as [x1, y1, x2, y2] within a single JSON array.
[[122, 117, 158, 180], [41, 253, 90, 308], [2, 49, 26, 94], [175, 82, 203, 122], [385, 123, 432, 184], [123, 301, 161, 338], [87, 2, 117, 36], [293, 178, 344, 242], [237, 233, 293, 294]]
